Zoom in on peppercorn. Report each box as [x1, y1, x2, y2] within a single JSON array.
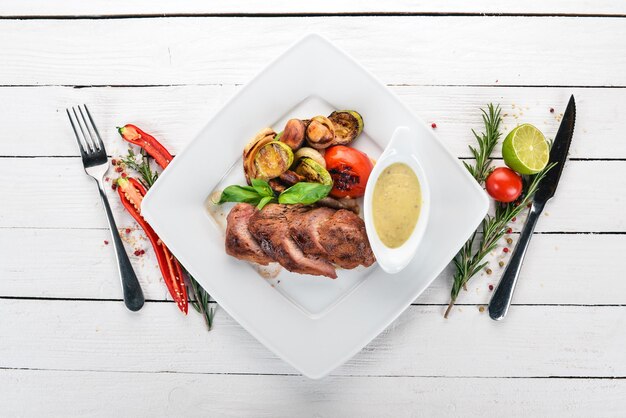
[[499, 261, 505, 267], [550, 108, 555, 113], [431, 123, 437, 129], [486, 268, 492, 275], [506, 237, 513, 245], [503, 247, 510, 253], [488, 284, 494, 291], [104, 240, 109, 245]]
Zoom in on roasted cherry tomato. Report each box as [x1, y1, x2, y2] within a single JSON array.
[[485, 167, 523, 203], [324, 145, 373, 198]]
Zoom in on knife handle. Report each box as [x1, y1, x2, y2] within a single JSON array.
[[488, 202, 544, 321]]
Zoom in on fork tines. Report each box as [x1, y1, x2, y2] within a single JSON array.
[[66, 104, 106, 156]]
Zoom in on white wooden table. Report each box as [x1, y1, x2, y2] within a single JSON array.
[[1, 2, 625, 416]]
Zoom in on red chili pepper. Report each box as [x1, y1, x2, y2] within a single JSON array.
[[118, 124, 173, 169], [117, 177, 188, 314]]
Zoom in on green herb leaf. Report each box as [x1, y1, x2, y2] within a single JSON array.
[[251, 178, 275, 197], [187, 272, 215, 331], [121, 148, 159, 188], [218, 185, 263, 205], [278, 182, 331, 205], [257, 195, 275, 210]]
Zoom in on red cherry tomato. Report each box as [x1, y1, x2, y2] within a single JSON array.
[[324, 145, 373, 198], [485, 167, 523, 203]]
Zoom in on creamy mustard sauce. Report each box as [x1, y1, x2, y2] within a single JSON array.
[[372, 162, 421, 248]]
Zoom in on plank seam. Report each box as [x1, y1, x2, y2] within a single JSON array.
[[1, 83, 626, 89], [1, 296, 624, 307], [1, 13, 626, 19], [0, 366, 624, 379]]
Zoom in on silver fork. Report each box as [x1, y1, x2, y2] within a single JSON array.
[[67, 105, 144, 311]]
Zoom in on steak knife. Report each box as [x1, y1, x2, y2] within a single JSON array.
[[488, 95, 576, 321]]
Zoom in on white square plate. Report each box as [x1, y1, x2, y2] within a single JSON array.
[[142, 34, 488, 379]]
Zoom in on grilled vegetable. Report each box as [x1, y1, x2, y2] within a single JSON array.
[[243, 128, 277, 183], [306, 116, 335, 149], [293, 147, 326, 168], [278, 170, 304, 186], [324, 145, 373, 198], [253, 141, 294, 180], [317, 196, 360, 214], [328, 110, 363, 146], [268, 179, 286, 194], [294, 157, 333, 186], [277, 119, 306, 150]]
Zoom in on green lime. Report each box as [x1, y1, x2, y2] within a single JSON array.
[[502, 124, 549, 175]]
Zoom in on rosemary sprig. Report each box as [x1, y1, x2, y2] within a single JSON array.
[[187, 273, 216, 331], [463, 104, 502, 183], [121, 148, 158, 188], [444, 104, 555, 318]]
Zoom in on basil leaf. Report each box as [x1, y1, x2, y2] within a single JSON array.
[[256, 195, 275, 210], [218, 185, 262, 205], [278, 182, 332, 205], [251, 178, 274, 197]]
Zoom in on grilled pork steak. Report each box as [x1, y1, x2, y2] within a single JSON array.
[[287, 206, 335, 257], [225, 203, 272, 265], [224, 203, 374, 277], [248, 204, 337, 279], [318, 209, 375, 269]]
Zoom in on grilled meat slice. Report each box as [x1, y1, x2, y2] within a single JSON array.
[[248, 204, 337, 278], [287, 206, 335, 257], [225, 203, 272, 266], [318, 209, 375, 269]]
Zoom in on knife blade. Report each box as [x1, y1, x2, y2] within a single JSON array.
[[488, 95, 576, 320], [534, 95, 576, 204]]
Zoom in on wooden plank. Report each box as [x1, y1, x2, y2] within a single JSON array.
[[1, 228, 623, 306], [0, 85, 619, 159], [1, 18, 625, 86], [0, 158, 622, 231], [2, 0, 625, 16], [1, 300, 624, 377], [1, 370, 625, 418]]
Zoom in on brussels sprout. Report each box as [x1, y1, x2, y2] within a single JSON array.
[[328, 110, 364, 146], [293, 147, 326, 168], [243, 128, 276, 183], [306, 116, 335, 149], [254, 141, 294, 180], [294, 157, 333, 186]]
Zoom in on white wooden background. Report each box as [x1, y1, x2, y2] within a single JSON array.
[[1, 2, 625, 417]]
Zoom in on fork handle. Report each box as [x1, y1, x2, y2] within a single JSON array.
[[97, 182, 145, 311], [488, 202, 544, 321]]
